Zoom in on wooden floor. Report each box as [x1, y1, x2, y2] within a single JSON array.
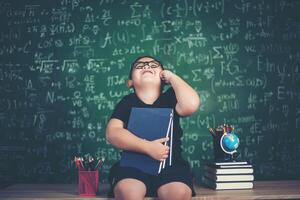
[[0, 180, 300, 199]]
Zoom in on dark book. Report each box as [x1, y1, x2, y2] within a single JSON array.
[[216, 164, 253, 169], [204, 171, 254, 182], [120, 108, 173, 175], [212, 161, 249, 166], [207, 161, 252, 169], [204, 164, 253, 175], [204, 177, 253, 190]]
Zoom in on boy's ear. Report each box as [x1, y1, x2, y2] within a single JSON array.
[[127, 79, 133, 88]]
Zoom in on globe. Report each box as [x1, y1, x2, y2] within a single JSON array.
[[220, 132, 239, 154]]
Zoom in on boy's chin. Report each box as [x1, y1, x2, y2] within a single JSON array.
[[142, 77, 160, 82], [139, 79, 161, 86]]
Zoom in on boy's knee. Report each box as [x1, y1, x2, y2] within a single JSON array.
[[114, 179, 146, 200], [158, 183, 192, 200], [175, 186, 192, 199]]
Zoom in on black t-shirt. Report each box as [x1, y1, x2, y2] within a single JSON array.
[[110, 87, 184, 162]]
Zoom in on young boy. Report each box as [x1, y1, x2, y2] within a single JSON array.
[[106, 56, 200, 200]]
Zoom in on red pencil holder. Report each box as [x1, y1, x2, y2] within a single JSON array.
[[78, 170, 99, 196]]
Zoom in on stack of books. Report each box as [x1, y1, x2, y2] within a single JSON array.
[[203, 161, 254, 190]]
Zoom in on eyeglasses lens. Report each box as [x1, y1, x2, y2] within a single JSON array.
[[134, 61, 160, 69]]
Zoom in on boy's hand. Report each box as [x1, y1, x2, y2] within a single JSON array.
[[160, 70, 174, 84], [146, 137, 169, 161]]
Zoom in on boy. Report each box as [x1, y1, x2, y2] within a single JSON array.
[[106, 56, 200, 200]]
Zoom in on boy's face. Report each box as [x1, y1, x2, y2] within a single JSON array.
[[130, 57, 163, 88]]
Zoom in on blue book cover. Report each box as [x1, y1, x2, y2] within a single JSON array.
[[120, 107, 173, 175]]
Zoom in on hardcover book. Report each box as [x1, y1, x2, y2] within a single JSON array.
[[204, 171, 254, 182], [204, 177, 253, 190], [215, 164, 253, 168], [206, 161, 252, 169], [212, 161, 248, 166], [204, 164, 253, 175], [120, 107, 173, 175]]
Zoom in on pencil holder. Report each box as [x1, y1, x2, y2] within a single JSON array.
[[78, 170, 99, 196]]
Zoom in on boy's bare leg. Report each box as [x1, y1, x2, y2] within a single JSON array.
[[114, 178, 146, 200], [158, 182, 192, 200]]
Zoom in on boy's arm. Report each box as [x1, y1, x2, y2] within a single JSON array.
[[160, 70, 200, 116], [106, 118, 169, 161]]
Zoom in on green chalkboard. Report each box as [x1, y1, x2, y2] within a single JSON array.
[[0, 0, 299, 185]]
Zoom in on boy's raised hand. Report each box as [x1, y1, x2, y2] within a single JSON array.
[[146, 137, 170, 162], [160, 70, 174, 84]]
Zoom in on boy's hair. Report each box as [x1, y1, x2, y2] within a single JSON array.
[[128, 55, 164, 79]]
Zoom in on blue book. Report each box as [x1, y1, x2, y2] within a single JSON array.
[[120, 107, 173, 175]]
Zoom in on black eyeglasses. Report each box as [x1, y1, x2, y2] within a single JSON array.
[[133, 61, 161, 70]]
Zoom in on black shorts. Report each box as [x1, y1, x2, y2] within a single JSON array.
[[108, 160, 196, 197]]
